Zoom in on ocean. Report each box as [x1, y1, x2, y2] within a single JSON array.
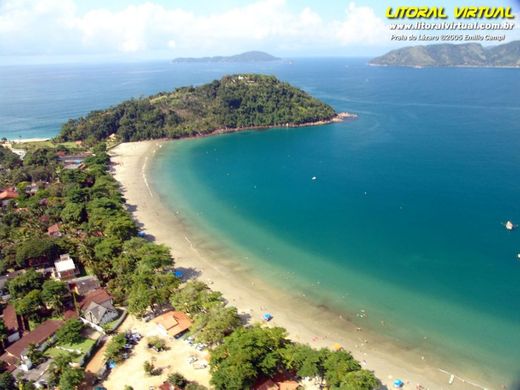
[[2, 59, 520, 386]]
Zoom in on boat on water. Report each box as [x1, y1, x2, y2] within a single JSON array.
[[505, 220, 515, 230]]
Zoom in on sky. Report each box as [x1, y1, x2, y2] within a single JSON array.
[[0, 0, 518, 64]]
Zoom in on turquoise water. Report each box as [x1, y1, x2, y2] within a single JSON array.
[[2, 59, 519, 386], [150, 61, 520, 386]]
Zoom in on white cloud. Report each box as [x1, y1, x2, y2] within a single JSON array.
[[0, 0, 390, 57]]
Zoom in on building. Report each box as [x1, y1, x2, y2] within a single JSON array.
[[68, 275, 101, 296], [153, 311, 192, 339], [24, 183, 39, 196], [79, 288, 118, 326], [0, 187, 18, 207], [1, 304, 23, 344], [0, 319, 64, 371], [47, 223, 62, 238], [53, 254, 78, 280]]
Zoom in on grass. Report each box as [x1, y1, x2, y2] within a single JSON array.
[[45, 337, 96, 363]]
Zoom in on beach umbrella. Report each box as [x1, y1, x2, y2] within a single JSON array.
[[393, 379, 404, 388], [263, 313, 273, 321]]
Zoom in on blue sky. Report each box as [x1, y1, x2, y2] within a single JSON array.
[[0, 0, 518, 64]]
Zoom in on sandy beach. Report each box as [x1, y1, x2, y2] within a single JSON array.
[[110, 140, 492, 390]]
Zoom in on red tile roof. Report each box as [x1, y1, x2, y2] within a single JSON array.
[[5, 319, 63, 359], [79, 288, 112, 310], [0, 188, 18, 200], [47, 223, 61, 235], [153, 311, 192, 337], [2, 304, 21, 333]]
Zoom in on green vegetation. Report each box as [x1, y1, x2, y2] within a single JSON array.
[[104, 333, 127, 362], [370, 40, 520, 67], [210, 325, 380, 389], [57, 74, 336, 144], [56, 319, 84, 345], [0, 372, 15, 389]]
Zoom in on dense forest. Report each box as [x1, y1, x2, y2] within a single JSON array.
[[57, 74, 337, 143]]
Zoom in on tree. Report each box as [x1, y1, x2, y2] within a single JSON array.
[[147, 336, 167, 352], [192, 305, 242, 346], [41, 279, 69, 314], [14, 290, 42, 322], [7, 269, 43, 299], [48, 352, 74, 386], [339, 370, 380, 390], [56, 319, 84, 345], [168, 372, 188, 388], [281, 344, 321, 379], [210, 325, 288, 389], [60, 202, 87, 224], [58, 367, 84, 390], [0, 320, 8, 350], [143, 360, 154, 376], [104, 333, 127, 362], [170, 281, 222, 315], [104, 215, 137, 241], [15, 238, 60, 267], [322, 350, 362, 388], [0, 372, 15, 389], [25, 343, 44, 366]]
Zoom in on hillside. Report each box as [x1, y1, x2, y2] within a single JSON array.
[[370, 41, 520, 67], [172, 51, 280, 63], [57, 74, 337, 143]]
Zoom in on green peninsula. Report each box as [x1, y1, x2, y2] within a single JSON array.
[[370, 41, 520, 67], [57, 74, 337, 143]]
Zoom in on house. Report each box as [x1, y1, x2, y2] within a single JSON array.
[[79, 288, 118, 326], [153, 311, 192, 339], [0, 187, 18, 207], [53, 254, 78, 280], [159, 382, 175, 390], [47, 223, 62, 238], [0, 319, 63, 371], [24, 183, 39, 196], [1, 304, 23, 344], [68, 275, 100, 296]]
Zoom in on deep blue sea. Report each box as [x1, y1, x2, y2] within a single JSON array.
[[2, 59, 520, 386]]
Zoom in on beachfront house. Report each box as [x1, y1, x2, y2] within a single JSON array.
[[53, 254, 78, 280], [79, 288, 118, 327], [153, 311, 192, 339]]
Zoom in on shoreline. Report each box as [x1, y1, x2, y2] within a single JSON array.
[[164, 112, 357, 140], [110, 140, 492, 390]]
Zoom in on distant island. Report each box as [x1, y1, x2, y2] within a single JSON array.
[[57, 74, 349, 143], [172, 51, 281, 63], [370, 40, 520, 67]]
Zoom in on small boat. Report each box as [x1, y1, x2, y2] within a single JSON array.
[[505, 220, 515, 231], [311, 176, 317, 181]]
